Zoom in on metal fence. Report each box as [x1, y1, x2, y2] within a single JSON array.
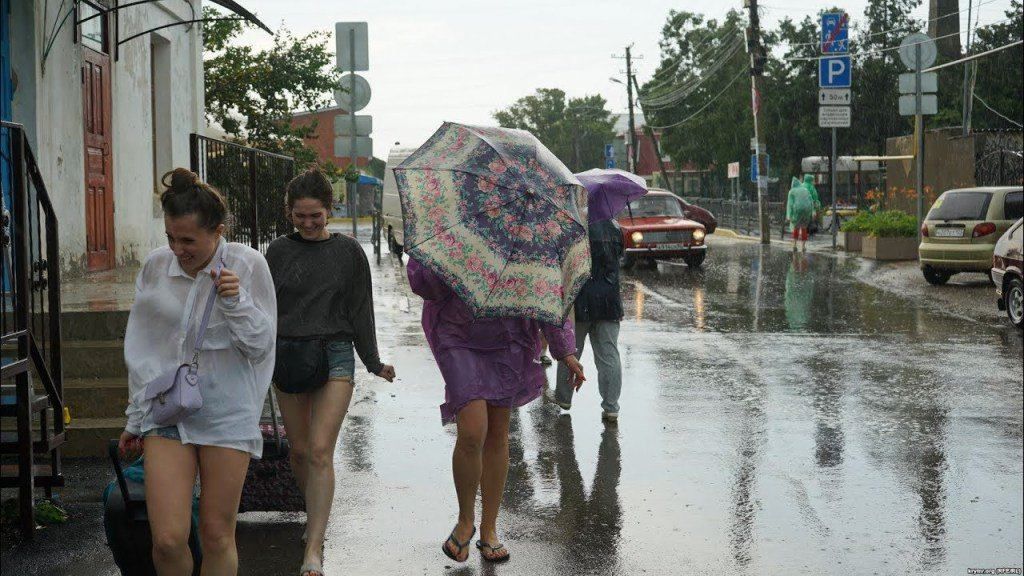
[[684, 196, 788, 238], [189, 134, 295, 253]]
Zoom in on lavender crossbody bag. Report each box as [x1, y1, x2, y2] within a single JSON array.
[[143, 262, 223, 426]]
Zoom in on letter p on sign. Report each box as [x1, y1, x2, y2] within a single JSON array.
[[819, 56, 852, 88]]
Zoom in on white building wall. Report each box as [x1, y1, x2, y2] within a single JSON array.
[[25, 0, 204, 274]]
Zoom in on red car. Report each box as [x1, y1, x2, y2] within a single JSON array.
[[617, 190, 708, 269], [649, 188, 718, 234]]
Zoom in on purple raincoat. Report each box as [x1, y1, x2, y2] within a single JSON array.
[[407, 258, 576, 424]]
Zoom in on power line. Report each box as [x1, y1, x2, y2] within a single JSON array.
[[780, 16, 1015, 62], [974, 93, 1024, 128], [643, 67, 748, 130], [924, 38, 1024, 71], [642, 32, 743, 95], [639, 39, 745, 108], [774, 0, 1004, 50]]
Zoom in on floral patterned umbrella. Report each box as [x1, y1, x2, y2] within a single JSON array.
[[394, 122, 591, 324]]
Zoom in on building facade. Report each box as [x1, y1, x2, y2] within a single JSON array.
[[3, 0, 206, 274]]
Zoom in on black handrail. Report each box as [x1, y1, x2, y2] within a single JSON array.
[[1, 120, 66, 540]]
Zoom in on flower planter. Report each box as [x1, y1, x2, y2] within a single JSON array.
[[862, 236, 918, 261], [839, 231, 865, 252]]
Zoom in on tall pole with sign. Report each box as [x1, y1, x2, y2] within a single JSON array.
[[746, 0, 770, 244], [897, 33, 938, 239], [335, 22, 371, 238], [819, 12, 851, 251]]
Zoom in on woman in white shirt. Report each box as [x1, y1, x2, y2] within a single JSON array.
[[118, 168, 276, 576]]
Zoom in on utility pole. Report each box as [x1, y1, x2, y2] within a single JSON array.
[[625, 46, 639, 173], [745, 0, 770, 243], [961, 0, 976, 136], [630, 74, 673, 191]]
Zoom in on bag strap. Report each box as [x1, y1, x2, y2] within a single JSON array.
[[191, 258, 225, 361]]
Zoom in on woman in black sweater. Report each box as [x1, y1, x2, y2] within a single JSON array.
[[265, 167, 395, 576]]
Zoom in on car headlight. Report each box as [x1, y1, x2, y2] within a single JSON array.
[[693, 229, 706, 242], [631, 231, 644, 244]]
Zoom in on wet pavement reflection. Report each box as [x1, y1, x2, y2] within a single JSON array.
[[236, 235, 1022, 576]]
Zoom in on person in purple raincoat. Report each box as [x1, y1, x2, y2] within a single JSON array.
[[407, 257, 586, 564]]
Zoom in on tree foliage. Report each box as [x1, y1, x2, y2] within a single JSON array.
[[202, 8, 343, 170], [493, 89, 616, 173], [641, 0, 1022, 197]]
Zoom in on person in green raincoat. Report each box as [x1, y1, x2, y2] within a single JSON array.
[[803, 174, 822, 232], [786, 177, 814, 251]]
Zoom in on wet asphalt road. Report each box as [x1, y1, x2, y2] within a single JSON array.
[[5, 232, 1019, 576], [233, 234, 1022, 576]]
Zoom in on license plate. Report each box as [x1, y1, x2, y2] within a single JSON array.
[[655, 243, 688, 250], [934, 227, 964, 238]]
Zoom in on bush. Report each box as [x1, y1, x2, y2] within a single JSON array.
[[867, 210, 918, 238], [839, 210, 918, 237], [840, 211, 874, 233]]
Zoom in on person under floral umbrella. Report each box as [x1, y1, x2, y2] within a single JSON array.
[[396, 122, 588, 564]]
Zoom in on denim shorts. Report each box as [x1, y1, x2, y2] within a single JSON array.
[[144, 425, 181, 441], [327, 340, 355, 381]]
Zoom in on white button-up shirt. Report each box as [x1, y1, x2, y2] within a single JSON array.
[[124, 239, 277, 458]]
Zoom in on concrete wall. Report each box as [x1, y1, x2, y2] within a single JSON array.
[[18, 1, 204, 275]]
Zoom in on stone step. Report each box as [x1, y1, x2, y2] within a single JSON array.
[[61, 340, 127, 378], [58, 378, 129, 420], [59, 310, 130, 341], [63, 417, 126, 458]]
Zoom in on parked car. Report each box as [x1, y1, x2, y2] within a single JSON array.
[[648, 188, 718, 234], [918, 186, 1024, 285], [616, 190, 708, 269], [381, 145, 419, 255], [993, 217, 1023, 329]]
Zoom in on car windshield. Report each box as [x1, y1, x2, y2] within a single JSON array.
[[620, 196, 684, 218], [927, 191, 993, 221]]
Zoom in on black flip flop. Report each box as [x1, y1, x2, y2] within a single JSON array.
[[442, 526, 475, 563], [476, 540, 511, 563]]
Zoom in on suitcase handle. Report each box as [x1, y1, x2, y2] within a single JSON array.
[[107, 439, 138, 510]]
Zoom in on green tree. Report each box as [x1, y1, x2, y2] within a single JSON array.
[[969, 0, 1023, 129], [202, 8, 343, 170], [493, 89, 616, 172]]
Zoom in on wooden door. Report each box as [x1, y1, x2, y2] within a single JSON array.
[[82, 47, 114, 271]]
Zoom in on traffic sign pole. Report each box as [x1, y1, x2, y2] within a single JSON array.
[[915, 43, 924, 239], [349, 28, 358, 238]]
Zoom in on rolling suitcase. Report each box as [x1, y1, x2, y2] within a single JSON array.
[[238, 387, 305, 513], [103, 440, 202, 575]]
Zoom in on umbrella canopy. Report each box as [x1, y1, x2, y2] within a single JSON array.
[[575, 168, 649, 223], [394, 122, 591, 324]]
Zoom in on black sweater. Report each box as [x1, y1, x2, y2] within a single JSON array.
[[265, 233, 383, 374]]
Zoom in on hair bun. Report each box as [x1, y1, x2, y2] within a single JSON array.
[[163, 168, 201, 192]]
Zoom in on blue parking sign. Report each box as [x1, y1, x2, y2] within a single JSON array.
[[819, 56, 851, 88], [821, 13, 849, 53]]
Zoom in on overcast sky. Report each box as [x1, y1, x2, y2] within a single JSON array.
[[236, 0, 1015, 160]]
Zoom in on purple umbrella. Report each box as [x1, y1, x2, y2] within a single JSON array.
[[575, 168, 649, 224]]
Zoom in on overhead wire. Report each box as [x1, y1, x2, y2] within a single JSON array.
[[641, 31, 744, 95], [973, 94, 1024, 128], [639, 39, 745, 108], [773, 0, 1004, 49], [779, 16, 1016, 62], [643, 67, 749, 130]]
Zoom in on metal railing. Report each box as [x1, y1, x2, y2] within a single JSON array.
[[1, 120, 66, 539], [684, 196, 788, 237], [189, 134, 296, 253]]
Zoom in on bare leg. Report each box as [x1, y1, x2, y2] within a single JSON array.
[[479, 405, 511, 559], [145, 436, 198, 576], [197, 445, 250, 576], [302, 377, 355, 567], [275, 389, 313, 501], [446, 399, 487, 561]]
